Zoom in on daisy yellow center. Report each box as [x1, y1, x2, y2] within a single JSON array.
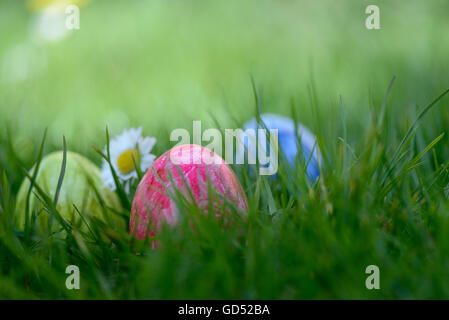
[[117, 149, 139, 175]]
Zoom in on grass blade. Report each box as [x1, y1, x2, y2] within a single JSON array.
[[53, 136, 67, 206]]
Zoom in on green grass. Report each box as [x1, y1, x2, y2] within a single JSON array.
[[1, 80, 449, 299], [1, 0, 449, 299]]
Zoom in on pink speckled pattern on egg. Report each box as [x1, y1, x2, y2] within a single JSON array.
[[130, 144, 248, 241]]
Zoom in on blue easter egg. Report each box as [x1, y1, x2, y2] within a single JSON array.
[[238, 113, 322, 181]]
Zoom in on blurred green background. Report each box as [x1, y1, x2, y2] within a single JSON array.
[[1, 0, 448, 157]]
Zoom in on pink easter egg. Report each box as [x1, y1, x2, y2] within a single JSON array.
[[130, 144, 248, 242]]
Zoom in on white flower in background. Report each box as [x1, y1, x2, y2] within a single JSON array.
[[31, 2, 69, 43], [101, 127, 156, 193], [28, 0, 90, 43]]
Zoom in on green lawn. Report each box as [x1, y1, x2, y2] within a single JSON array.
[[1, 0, 449, 299]]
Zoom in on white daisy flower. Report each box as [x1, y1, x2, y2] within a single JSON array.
[[28, 0, 91, 43], [31, 2, 70, 43], [101, 127, 156, 193]]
